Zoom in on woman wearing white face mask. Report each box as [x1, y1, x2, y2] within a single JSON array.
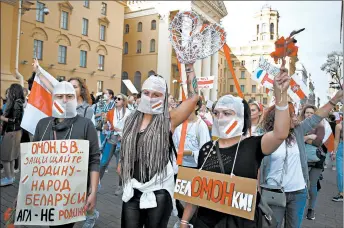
[[180, 67, 291, 228], [30, 81, 100, 228], [119, 63, 199, 228]]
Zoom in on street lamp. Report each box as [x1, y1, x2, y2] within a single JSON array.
[[15, 0, 49, 86]]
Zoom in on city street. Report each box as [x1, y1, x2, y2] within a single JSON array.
[[1, 158, 343, 228]]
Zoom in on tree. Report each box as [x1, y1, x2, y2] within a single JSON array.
[[321, 51, 343, 89]]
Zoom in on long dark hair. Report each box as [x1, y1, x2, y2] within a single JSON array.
[[4, 84, 24, 116], [68, 77, 92, 105], [300, 105, 317, 121]]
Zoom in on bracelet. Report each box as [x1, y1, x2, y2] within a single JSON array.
[[275, 104, 289, 111], [329, 100, 337, 106], [181, 220, 189, 224]]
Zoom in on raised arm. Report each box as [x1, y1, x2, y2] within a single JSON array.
[[170, 63, 199, 131], [261, 67, 291, 155]]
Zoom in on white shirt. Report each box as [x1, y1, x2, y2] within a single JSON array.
[[111, 107, 131, 137], [172, 117, 210, 173], [267, 141, 306, 192]]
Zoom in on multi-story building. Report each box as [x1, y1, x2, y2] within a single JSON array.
[[221, 4, 297, 106], [1, 0, 126, 98], [122, 1, 228, 100]]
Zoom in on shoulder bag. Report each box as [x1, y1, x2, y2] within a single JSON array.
[[305, 143, 320, 162]]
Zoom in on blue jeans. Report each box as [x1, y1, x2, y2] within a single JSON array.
[[308, 167, 322, 209], [270, 188, 307, 228], [100, 141, 121, 180], [336, 141, 343, 193]]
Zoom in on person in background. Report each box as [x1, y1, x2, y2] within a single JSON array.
[[101, 94, 131, 196], [31, 81, 100, 228], [325, 114, 337, 169], [301, 105, 325, 220], [135, 92, 141, 107], [332, 121, 343, 202], [248, 100, 263, 136], [0, 84, 24, 186], [127, 95, 136, 111], [90, 92, 96, 105], [172, 99, 210, 228]]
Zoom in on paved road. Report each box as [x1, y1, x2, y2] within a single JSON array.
[[1, 160, 343, 228]]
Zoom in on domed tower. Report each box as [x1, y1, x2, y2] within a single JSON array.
[[253, 4, 279, 42]]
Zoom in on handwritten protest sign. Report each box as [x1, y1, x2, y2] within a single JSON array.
[[15, 140, 89, 226], [197, 76, 215, 89], [174, 167, 257, 220]]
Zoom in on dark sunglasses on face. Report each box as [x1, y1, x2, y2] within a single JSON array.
[[116, 97, 122, 101]]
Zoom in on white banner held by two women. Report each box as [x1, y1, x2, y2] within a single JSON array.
[[15, 140, 89, 226]]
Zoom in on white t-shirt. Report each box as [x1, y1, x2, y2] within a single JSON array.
[[172, 117, 211, 173], [267, 141, 306, 192], [111, 107, 131, 137]]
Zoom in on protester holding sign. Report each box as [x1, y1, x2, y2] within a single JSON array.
[[119, 64, 199, 228], [259, 89, 343, 227], [180, 67, 291, 228], [27, 81, 100, 228]]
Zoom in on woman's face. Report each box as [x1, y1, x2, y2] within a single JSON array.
[[304, 108, 315, 119], [54, 94, 75, 104], [142, 89, 164, 99], [250, 104, 261, 121], [115, 95, 124, 107], [168, 95, 174, 105], [213, 108, 236, 121], [70, 80, 81, 99]]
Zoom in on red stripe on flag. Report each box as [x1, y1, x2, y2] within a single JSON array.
[[290, 79, 306, 99], [28, 81, 52, 116], [261, 73, 274, 84], [198, 80, 214, 85], [225, 121, 238, 135], [324, 133, 335, 152], [152, 102, 162, 109]]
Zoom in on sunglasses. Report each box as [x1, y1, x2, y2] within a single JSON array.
[[116, 97, 122, 101]]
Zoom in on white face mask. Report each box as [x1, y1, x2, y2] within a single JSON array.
[[103, 94, 109, 100], [52, 81, 77, 119], [212, 116, 244, 139], [137, 94, 164, 114]]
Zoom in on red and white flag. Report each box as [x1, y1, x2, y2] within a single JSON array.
[[197, 76, 214, 89], [21, 66, 58, 134], [224, 119, 240, 136], [152, 100, 163, 111], [53, 101, 65, 115], [287, 74, 309, 103]]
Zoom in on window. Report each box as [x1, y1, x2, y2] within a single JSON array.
[[240, 85, 245, 93], [36, 1, 45, 22], [82, 18, 89, 35], [84, 0, 89, 8], [56, 76, 66, 82], [252, 85, 256, 93], [262, 23, 267, 32], [151, 20, 156, 30], [230, 85, 234, 92], [256, 24, 259, 35], [101, 2, 107, 15], [137, 22, 142, 32], [231, 61, 235, 67], [262, 34, 266, 40], [150, 39, 155, 52], [220, 69, 223, 78], [137, 40, 142, 53], [97, 81, 103, 93], [125, 24, 129, 34], [124, 42, 128, 54], [58, 45, 67, 64], [98, 55, 105, 71], [60, 11, 68, 30], [80, 50, 87, 68], [240, 71, 245, 79], [100, 25, 106, 41], [270, 23, 274, 33], [33, 40, 43, 60], [121, 72, 128, 94], [134, 71, 142, 91], [263, 97, 268, 105], [241, 60, 245, 66]]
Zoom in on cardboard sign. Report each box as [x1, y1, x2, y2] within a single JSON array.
[[123, 79, 139, 94], [197, 76, 214, 89], [174, 167, 258, 220], [15, 140, 89, 226]]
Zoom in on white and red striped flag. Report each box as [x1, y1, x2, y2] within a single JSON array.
[[21, 66, 58, 134], [197, 76, 214, 89], [223, 119, 240, 137], [287, 74, 310, 103]]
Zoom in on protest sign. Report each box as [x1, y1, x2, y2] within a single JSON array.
[[198, 76, 215, 89], [15, 140, 89, 226], [174, 167, 258, 220]]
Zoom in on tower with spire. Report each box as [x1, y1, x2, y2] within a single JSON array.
[[253, 4, 279, 42]]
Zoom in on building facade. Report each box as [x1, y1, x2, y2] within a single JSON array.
[[122, 1, 228, 100], [1, 0, 125, 98], [221, 5, 297, 106]]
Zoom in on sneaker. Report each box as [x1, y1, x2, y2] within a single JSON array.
[[14, 169, 19, 174], [173, 219, 181, 228], [0, 177, 14, 187], [332, 166, 336, 171], [82, 209, 99, 228], [306, 209, 315, 220], [332, 194, 343, 202], [115, 186, 123, 196], [324, 165, 327, 169], [105, 169, 108, 173]]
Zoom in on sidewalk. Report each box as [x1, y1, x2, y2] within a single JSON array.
[[1, 160, 343, 228]]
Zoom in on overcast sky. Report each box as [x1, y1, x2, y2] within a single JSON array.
[[222, 1, 342, 105]]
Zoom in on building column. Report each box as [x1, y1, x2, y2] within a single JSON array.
[[157, 12, 172, 91], [202, 57, 211, 100], [210, 53, 219, 101]]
